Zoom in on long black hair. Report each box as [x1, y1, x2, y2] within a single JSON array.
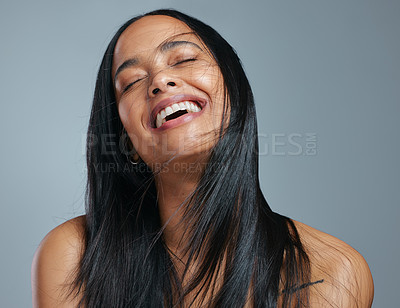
[[71, 9, 311, 307]]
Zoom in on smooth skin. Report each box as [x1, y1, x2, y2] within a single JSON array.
[[114, 15, 227, 251], [32, 16, 374, 307], [31, 216, 374, 307]]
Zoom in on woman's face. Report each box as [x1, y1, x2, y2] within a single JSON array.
[[112, 15, 226, 168]]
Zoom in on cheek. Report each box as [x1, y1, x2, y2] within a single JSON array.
[[193, 65, 222, 90], [118, 99, 155, 160], [183, 60, 222, 91], [118, 97, 147, 131], [194, 67, 226, 121], [118, 101, 142, 145], [118, 99, 133, 128]]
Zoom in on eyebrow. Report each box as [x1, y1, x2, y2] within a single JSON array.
[[160, 40, 202, 52], [114, 40, 203, 82], [114, 58, 138, 82]]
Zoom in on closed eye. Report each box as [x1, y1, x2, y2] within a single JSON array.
[[123, 78, 145, 93], [173, 58, 196, 66]]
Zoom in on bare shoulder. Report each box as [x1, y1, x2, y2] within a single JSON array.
[[293, 220, 374, 307], [31, 215, 86, 308]]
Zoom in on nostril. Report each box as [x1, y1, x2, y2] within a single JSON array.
[[152, 82, 175, 95]]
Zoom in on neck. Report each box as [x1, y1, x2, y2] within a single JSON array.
[[154, 156, 205, 259]]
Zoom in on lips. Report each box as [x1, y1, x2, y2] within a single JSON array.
[[150, 94, 207, 129]]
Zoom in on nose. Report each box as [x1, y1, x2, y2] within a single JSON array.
[[148, 70, 179, 97]]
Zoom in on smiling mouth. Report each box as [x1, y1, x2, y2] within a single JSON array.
[[154, 101, 202, 128]]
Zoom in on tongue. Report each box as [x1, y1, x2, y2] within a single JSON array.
[[165, 110, 188, 122]]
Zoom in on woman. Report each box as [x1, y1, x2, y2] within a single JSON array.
[[31, 9, 374, 307]]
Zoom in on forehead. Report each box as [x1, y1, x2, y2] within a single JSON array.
[[113, 15, 197, 70]]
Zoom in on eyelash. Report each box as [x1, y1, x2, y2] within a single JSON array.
[[173, 58, 197, 66], [123, 78, 144, 93], [122, 58, 197, 93]]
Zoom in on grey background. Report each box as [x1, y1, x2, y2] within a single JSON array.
[[0, 0, 398, 307]]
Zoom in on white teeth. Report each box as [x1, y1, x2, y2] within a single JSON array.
[[184, 101, 191, 110], [165, 106, 173, 116], [155, 101, 202, 128], [160, 109, 166, 119], [156, 113, 162, 129], [171, 104, 180, 113]]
